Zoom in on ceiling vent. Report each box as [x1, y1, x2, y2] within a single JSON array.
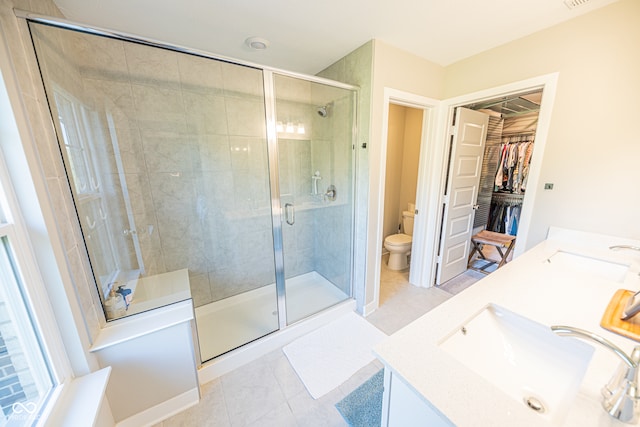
[[563, 0, 592, 9]]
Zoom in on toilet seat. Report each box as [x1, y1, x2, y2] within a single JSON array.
[[384, 233, 412, 270], [384, 234, 412, 246]]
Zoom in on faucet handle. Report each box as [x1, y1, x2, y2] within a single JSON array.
[[604, 346, 640, 423], [604, 362, 631, 399]]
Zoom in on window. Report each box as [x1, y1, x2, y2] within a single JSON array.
[[0, 156, 56, 425], [52, 88, 143, 311]]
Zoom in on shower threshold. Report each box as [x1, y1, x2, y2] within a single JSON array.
[[195, 271, 349, 362]]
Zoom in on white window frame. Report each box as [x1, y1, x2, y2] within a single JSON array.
[[0, 36, 74, 426], [0, 152, 73, 425]]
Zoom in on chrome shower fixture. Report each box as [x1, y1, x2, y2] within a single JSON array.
[[317, 103, 332, 117]]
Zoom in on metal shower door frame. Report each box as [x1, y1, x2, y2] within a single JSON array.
[[18, 8, 359, 336], [262, 71, 288, 329], [263, 70, 359, 330]]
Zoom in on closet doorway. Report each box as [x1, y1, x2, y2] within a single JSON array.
[[436, 89, 543, 286]]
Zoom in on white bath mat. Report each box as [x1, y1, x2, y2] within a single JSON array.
[[283, 312, 387, 399]]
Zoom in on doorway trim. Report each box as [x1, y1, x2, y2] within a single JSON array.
[[367, 73, 558, 316], [422, 73, 559, 288], [366, 88, 440, 315]]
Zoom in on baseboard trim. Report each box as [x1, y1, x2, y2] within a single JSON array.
[[362, 300, 378, 317], [115, 388, 199, 427]]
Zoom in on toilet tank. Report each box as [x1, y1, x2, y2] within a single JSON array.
[[402, 211, 415, 235]]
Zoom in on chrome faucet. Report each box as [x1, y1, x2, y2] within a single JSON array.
[[551, 325, 640, 424]]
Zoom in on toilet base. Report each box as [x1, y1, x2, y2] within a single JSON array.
[[387, 252, 409, 270]]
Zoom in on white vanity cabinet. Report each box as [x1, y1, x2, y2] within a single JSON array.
[[382, 369, 453, 427]]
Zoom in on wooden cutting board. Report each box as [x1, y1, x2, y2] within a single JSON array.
[[600, 289, 640, 342]]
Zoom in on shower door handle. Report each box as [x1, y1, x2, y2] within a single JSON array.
[[284, 203, 295, 225]]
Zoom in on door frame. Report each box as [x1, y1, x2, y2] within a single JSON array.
[[423, 73, 559, 288], [367, 73, 559, 316], [367, 88, 440, 314]]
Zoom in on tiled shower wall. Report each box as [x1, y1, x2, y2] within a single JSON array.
[[32, 24, 355, 310], [32, 25, 275, 308], [317, 41, 374, 310], [275, 76, 354, 295]]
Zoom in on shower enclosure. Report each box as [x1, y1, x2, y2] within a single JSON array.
[[28, 21, 356, 361]]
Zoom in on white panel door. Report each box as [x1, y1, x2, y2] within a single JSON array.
[[436, 107, 489, 285]]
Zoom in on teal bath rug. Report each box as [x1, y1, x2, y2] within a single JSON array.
[[335, 369, 384, 427]]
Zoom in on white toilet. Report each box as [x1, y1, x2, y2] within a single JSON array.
[[384, 209, 415, 270]]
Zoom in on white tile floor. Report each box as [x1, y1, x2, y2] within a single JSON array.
[[156, 258, 486, 427]]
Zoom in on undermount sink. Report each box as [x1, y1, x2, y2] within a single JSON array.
[[438, 304, 595, 425], [545, 250, 629, 283]]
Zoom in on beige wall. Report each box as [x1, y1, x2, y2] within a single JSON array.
[[444, 0, 640, 246], [363, 40, 445, 307], [383, 104, 406, 239], [399, 107, 422, 220], [371, 40, 444, 179], [365, 1, 640, 307], [383, 104, 422, 241]]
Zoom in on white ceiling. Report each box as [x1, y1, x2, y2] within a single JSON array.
[[52, 0, 619, 75]]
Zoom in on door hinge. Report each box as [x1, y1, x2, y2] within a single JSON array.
[[449, 125, 456, 136], [442, 194, 450, 204]]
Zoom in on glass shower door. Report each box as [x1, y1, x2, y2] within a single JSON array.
[[273, 74, 355, 324], [29, 19, 358, 364], [29, 22, 279, 362]]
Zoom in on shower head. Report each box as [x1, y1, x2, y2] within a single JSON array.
[[317, 106, 328, 117], [316, 103, 331, 118]]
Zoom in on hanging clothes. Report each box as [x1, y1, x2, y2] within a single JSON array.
[[494, 144, 507, 188], [521, 142, 534, 191], [493, 136, 534, 193], [487, 195, 523, 236], [486, 134, 533, 237]]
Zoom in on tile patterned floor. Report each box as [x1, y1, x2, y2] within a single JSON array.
[[156, 259, 485, 427]]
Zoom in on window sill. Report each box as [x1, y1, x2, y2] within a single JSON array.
[[42, 367, 112, 427]]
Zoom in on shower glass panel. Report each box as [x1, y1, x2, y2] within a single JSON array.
[[273, 74, 354, 324], [29, 23, 279, 360]]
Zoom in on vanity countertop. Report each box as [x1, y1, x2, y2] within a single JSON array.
[[374, 227, 640, 426]]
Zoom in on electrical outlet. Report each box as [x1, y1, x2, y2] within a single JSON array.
[[544, 183, 554, 190]]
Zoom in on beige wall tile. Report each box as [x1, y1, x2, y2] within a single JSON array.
[[221, 62, 263, 98], [178, 53, 223, 94], [124, 42, 181, 89]]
